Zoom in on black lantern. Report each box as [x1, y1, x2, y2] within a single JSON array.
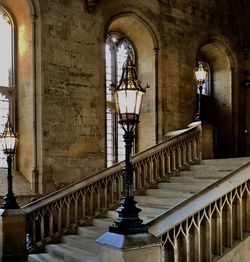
[[195, 61, 207, 121], [109, 52, 148, 235], [0, 117, 19, 209]]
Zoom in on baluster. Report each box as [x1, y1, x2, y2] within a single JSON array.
[[182, 142, 187, 166], [49, 212, 54, 237], [161, 152, 166, 177], [97, 186, 101, 213], [32, 217, 37, 245], [40, 215, 45, 241], [90, 190, 94, 216], [192, 138, 197, 160], [227, 200, 233, 248], [74, 197, 78, 225], [110, 179, 115, 204], [137, 164, 142, 190], [177, 144, 182, 169], [82, 195, 86, 221], [58, 205, 62, 233], [104, 182, 108, 209], [207, 210, 212, 262], [188, 140, 192, 163], [245, 183, 250, 232], [237, 191, 243, 240], [167, 151, 171, 174], [66, 202, 70, 228], [171, 147, 176, 172]]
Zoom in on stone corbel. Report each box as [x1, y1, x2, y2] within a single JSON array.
[[86, 0, 96, 13]]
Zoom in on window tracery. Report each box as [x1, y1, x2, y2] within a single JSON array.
[[105, 33, 135, 167]]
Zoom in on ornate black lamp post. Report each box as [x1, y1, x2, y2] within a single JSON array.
[[195, 61, 207, 121], [0, 117, 19, 209], [109, 53, 148, 235]]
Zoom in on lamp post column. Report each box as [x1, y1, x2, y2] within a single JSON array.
[[1, 155, 19, 209], [196, 84, 203, 121]]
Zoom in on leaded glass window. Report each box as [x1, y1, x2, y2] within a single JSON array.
[[0, 7, 14, 168], [105, 34, 135, 167]]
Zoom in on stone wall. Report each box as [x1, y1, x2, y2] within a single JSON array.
[[3, 0, 246, 194]]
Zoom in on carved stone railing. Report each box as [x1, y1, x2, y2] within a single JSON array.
[[148, 162, 250, 261], [22, 123, 201, 252]]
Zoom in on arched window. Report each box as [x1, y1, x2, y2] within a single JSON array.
[[105, 33, 135, 167], [0, 7, 14, 167]]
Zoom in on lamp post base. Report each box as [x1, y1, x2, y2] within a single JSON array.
[[109, 196, 148, 235]]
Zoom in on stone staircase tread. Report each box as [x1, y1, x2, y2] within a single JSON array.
[[28, 253, 65, 262], [62, 235, 98, 253], [46, 244, 98, 262], [78, 226, 107, 237], [146, 189, 194, 199]]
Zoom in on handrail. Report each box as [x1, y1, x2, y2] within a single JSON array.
[[148, 162, 250, 235], [151, 161, 250, 261], [22, 123, 201, 251]]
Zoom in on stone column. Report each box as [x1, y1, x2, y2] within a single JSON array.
[[96, 232, 162, 262], [0, 209, 26, 262]]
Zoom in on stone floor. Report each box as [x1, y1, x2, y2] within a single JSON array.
[[0, 168, 37, 206]]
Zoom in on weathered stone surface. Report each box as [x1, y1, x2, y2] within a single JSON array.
[[1, 0, 248, 194]]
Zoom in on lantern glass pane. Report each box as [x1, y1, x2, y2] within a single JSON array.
[[117, 90, 127, 114], [195, 70, 207, 81], [4, 136, 15, 151], [126, 90, 137, 113], [135, 91, 144, 115]]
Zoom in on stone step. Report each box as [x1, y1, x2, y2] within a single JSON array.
[[28, 253, 65, 262], [46, 244, 99, 262], [180, 170, 229, 179], [136, 204, 166, 215], [62, 234, 98, 254], [158, 182, 208, 193], [135, 195, 185, 207], [78, 225, 107, 238], [190, 165, 237, 171], [169, 176, 217, 183], [146, 188, 193, 198], [92, 217, 113, 228], [200, 157, 250, 166]]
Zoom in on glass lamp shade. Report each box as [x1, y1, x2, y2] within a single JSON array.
[[115, 89, 144, 132], [1, 118, 17, 156], [114, 53, 147, 132], [195, 62, 207, 86]]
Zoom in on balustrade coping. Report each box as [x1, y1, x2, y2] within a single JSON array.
[[22, 123, 201, 214], [148, 161, 250, 237]]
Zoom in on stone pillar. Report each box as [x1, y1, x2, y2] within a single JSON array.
[[201, 123, 215, 159], [188, 121, 215, 159], [0, 209, 27, 262], [96, 232, 162, 262]]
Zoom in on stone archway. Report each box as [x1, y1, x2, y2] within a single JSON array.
[[198, 40, 234, 157], [106, 13, 159, 152]]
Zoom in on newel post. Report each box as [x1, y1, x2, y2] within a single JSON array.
[[0, 209, 27, 261]]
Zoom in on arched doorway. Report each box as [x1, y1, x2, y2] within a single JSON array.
[[198, 40, 234, 157]]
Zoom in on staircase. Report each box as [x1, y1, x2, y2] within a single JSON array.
[[28, 157, 250, 262]]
